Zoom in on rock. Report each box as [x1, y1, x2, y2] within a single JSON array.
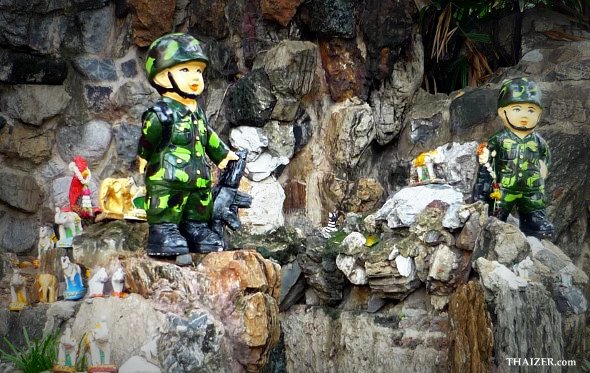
[[271, 95, 300, 122], [191, 0, 229, 39], [456, 202, 488, 251], [119, 355, 161, 373], [279, 260, 303, 305], [449, 88, 497, 138], [0, 85, 70, 126], [281, 305, 448, 373], [360, 0, 416, 82], [226, 69, 276, 127], [239, 177, 285, 235], [261, 121, 295, 161], [434, 142, 479, 197], [298, 235, 346, 305], [112, 80, 159, 118], [325, 98, 375, 172], [71, 295, 166, 367], [336, 254, 368, 285], [84, 84, 114, 113], [447, 281, 494, 373], [0, 304, 50, 353], [128, 0, 175, 47], [370, 33, 423, 145], [0, 10, 67, 54], [51, 174, 99, 210], [301, 0, 355, 38], [319, 38, 367, 102], [401, 90, 451, 151], [228, 226, 302, 264], [553, 286, 587, 316], [121, 59, 138, 78], [370, 184, 464, 229], [426, 245, 470, 296], [292, 110, 312, 153], [73, 58, 117, 81], [473, 218, 531, 267], [112, 122, 143, 172], [230, 126, 269, 162], [158, 311, 231, 372], [0, 168, 42, 213], [0, 211, 38, 254], [347, 178, 385, 214], [72, 220, 148, 268], [341, 232, 366, 252], [528, 237, 588, 288], [394, 255, 414, 278], [43, 301, 81, 335], [263, 40, 317, 98], [261, 0, 303, 27], [0, 50, 67, 84], [475, 258, 528, 293], [77, 6, 121, 55], [56, 120, 112, 166], [0, 123, 55, 165]]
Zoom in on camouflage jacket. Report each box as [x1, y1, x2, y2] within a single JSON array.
[[487, 128, 551, 192], [138, 97, 229, 190]]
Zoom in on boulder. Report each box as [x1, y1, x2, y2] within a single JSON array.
[[230, 126, 269, 162], [226, 69, 276, 127], [239, 177, 285, 235], [0, 85, 70, 126], [0, 168, 42, 213], [263, 40, 317, 97], [128, 0, 175, 47], [319, 38, 367, 102], [426, 245, 470, 296], [56, 120, 113, 166], [261, 0, 303, 27], [300, 0, 355, 38], [473, 218, 531, 267], [0, 123, 55, 165], [0, 211, 38, 254]]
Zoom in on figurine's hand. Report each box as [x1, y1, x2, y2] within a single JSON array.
[[539, 160, 548, 178], [137, 156, 147, 174], [218, 151, 239, 169]]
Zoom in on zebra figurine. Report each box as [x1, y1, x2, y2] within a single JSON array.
[[321, 211, 339, 238]]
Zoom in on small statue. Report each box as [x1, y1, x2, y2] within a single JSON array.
[[55, 208, 83, 248], [61, 256, 86, 300], [411, 149, 445, 185], [473, 77, 554, 238], [139, 33, 246, 257], [111, 267, 125, 298], [9, 269, 29, 311], [54, 324, 77, 373], [87, 268, 109, 298], [321, 211, 339, 239], [96, 177, 147, 221], [69, 156, 95, 219], [38, 225, 55, 255], [87, 317, 117, 373], [36, 273, 58, 303]]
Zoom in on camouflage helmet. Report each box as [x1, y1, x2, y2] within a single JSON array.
[[497, 77, 542, 109], [145, 33, 209, 84]]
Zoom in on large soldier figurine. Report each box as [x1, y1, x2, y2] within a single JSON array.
[[138, 33, 240, 256], [473, 77, 554, 239]]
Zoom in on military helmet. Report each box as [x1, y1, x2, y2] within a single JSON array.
[[497, 77, 542, 109], [145, 33, 209, 83]]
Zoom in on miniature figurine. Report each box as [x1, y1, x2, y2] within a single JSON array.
[[61, 256, 86, 300], [69, 156, 95, 219], [9, 269, 29, 311], [38, 225, 55, 255], [111, 267, 125, 297], [36, 273, 58, 303], [87, 268, 109, 298], [87, 317, 117, 373], [54, 324, 77, 373], [138, 33, 242, 257], [411, 149, 445, 185], [473, 77, 554, 238], [55, 208, 83, 248], [97, 177, 147, 221], [321, 211, 339, 239]]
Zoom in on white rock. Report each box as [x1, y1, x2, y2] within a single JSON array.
[[246, 152, 290, 182], [119, 356, 161, 373], [387, 248, 400, 261], [475, 258, 528, 292], [336, 255, 368, 285], [430, 295, 449, 310], [239, 176, 285, 235], [428, 245, 456, 282], [435, 142, 478, 197], [372, 184, 464, 228], [229, 126, 268, 162], [395, 255, 415, 278], [341, 232, 366, 251]]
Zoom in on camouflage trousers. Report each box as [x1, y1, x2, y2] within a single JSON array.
[[145, 184, 212, 224], [495, 186, 546, 215]]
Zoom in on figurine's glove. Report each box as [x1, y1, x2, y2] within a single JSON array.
[[218, 151, 240, 170]]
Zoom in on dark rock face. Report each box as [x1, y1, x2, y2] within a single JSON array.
[[0, 50, 67, 84], [113, 122, 142, 172], [261, 0, 303, 27], [0, 169, 42, 213], [191, 0, 230, 39], [319, 38, 367, 102], [0, 211, 38, 254], [301, 0, 355, 38], [226, 69, 276, 127], [449, 88, 498, 139], [0, 304, 50, 353], [73, 58, 118, 81], [128, 0, 175, 47]]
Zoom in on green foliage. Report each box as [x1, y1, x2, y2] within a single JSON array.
[[0, 327, 58, 373], [76, 333, 88, 372]]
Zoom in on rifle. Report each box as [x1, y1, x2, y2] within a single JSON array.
[[211, 148, 253, 245]]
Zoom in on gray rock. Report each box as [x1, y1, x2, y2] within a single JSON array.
[[226, 69, 276, 127], [475, 258, 528, 293], [0, 49, 67, 84], [0, 304, 50, 353], [456, 202, 488, 251], [271, 95, 300, 122], [370, 184, 464, 229], [473, 218, 531, 267], [0, 168, 42, 213], [112, 80, 158, 118], [43, 301, 81, 334], [229, 126, 268, 162], [449, 88, 497, 137], [279, 261, 303, 305], [263, 40, 317, 98], [56, 120, 112, 166], [366, 295, 387, 313], [73, 58, 117, 81], [370, 34, 423, 146], [553, 286, 587, 316], [402, 90, 451, 151], [120, 356, 161, 373], [435, 142, 478, 197], [426, 245, 471, 296], [78, 6, 117, 55], [0, 85, 70, 126], [113, 122, 142, 172], [0, 10, 67, 54], [84, 85, 113, 112], [292, 110, 312, 153], [121, 59, 138, 78], [0, 211, 38, 254], [246, 152, 289, 181], [158, 311, 231, 373]]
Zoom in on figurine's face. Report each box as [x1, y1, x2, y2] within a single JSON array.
[[153, 60, 206, 96], [497, 103, 542, 135]]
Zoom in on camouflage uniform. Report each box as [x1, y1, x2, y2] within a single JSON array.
[[487, 128, 551, 214], [139, 97, 229, 225]]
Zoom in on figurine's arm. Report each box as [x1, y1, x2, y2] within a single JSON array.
[[138, 111, 163, 162], [538, 135, 551, 178], [204, 124, 231, 166]]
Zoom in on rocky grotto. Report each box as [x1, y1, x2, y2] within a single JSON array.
[[0, 1, 589, 373]]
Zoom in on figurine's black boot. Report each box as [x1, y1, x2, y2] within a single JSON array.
[[519, 210, 554, 239], [179, 221, 224, 253], [146, 223, 189, 256], [492, 207, 511, 221]]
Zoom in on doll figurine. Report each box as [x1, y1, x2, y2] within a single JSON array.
[[87, 268, 109, 298], [54, 324, 77, 373], [87, 317, 117, 373], [69, 156, 95, 219], [111, 267, 125, 297], [138, 33, 239, 257], [473, 77, 554, 238], [61, 256, 86, 300], [9, 269, 29, 311]]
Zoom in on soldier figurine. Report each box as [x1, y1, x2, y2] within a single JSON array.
[[138, 33, 239, 257], [473, 77, 554, 238]]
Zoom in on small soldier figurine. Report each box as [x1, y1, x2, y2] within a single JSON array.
[[473, 77, 554, 238], [138, 33, 239, 257]]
